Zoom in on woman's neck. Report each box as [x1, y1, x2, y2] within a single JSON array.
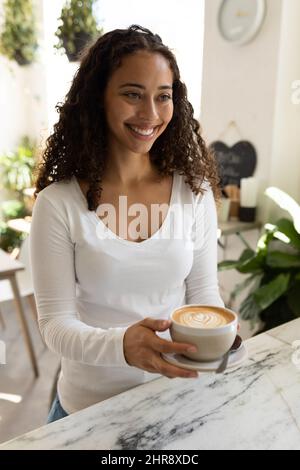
[[103, 152, 159, 187]]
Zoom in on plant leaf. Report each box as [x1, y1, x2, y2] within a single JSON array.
[[239, 294, 262, 325], [239, 248, 255, 262], [218, 260, 241, 271], [253, 273, 290, 310], [266, 251, 300, 269], [218, 248, 255, 272], [275, 219, 300, 249], [230, 273, 262, 301], [257, 230, 276, 254], [287, 283, 300, 317], [237, 252, 264, 274]]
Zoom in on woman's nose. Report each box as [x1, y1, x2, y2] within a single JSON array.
[[136, 98, 159, 121]]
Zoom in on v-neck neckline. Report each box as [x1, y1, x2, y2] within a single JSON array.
[[72, 172, 177, 247]]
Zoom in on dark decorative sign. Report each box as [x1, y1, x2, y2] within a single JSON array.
[[209, 140, 257, 187]]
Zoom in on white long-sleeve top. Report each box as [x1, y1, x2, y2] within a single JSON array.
[[30, 172, 224, 414]]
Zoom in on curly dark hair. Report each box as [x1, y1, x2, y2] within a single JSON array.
[[34, 25, 220, 210]]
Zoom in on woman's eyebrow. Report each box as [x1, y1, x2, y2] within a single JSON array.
[[119, 83, 172, 90]]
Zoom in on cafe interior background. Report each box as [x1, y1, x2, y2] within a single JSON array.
[[0, 0, 299, 444]]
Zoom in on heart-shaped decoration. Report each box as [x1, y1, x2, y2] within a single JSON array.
[[209, 140, 257, 187]]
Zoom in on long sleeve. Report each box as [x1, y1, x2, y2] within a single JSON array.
[[185, 186, 224, 307], [29, 191, 130, 368]]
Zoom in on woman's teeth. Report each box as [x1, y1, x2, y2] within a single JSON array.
[[128, 125, 155, 136]]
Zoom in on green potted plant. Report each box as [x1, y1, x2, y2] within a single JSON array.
[[218, 187, 300, 334], [55, 0, 102, 62], [0, 136, 36, 195], [0, 136, 36, 252], [0, 0, 38, 66], [0, 200, 27, 253]]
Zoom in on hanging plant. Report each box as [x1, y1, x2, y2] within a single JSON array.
[[0, 0, 38, 66], [55, 0, 102, 62]]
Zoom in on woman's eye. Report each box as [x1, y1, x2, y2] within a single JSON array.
[[124, 92, 140, 100], [124, 93, 172, 102], [159, 94, 172, 102]]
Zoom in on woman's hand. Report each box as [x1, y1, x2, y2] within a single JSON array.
[[123, 317, 198, 379]]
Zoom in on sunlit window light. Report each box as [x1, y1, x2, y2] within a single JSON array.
[[265, 187, 300, 234]]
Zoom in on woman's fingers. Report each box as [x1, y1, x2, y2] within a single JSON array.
[[124, 318, 199, 379], [153, 355, 198, 379], [152, 336, 197, 356]]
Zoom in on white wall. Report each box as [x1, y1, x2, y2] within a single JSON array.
[[200, 0, 284, 217], [270, 0, 300, 208], [0, 62, 27, 151], [0, 0, 48, 154], [97, 0, 205, 119], [42, 0, 205, 132]]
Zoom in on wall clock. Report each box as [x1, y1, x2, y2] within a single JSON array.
[[218, 0, 266, 46]]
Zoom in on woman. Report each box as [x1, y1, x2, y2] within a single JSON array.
[[30, 25, 224, 423]]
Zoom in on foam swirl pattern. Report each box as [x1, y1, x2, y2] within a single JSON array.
[[177, 311, 229, 329]]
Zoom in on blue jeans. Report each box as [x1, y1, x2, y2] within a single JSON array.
[[47, 394, 68, 423]]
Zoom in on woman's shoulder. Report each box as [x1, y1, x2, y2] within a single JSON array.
[[33, 178, 79, 219], [176, 172, 211, 202], [36, 177, 75, 203]]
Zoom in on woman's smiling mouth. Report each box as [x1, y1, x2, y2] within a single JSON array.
[[125, 124, 160, 140]]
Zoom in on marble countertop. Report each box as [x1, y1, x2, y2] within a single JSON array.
[[1, 319, 300, 450]]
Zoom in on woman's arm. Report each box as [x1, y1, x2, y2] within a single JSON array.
[[30, 191, 130, 368], [185, 186, 224, 307]]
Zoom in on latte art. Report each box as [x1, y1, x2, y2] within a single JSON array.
[[179, 311, 229, 328], [172, 306, 234, 329]]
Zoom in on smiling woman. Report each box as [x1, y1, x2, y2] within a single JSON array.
[[30, 25, 224, 423], [103, 51, 174, 157], [34, 25, 220, 208]]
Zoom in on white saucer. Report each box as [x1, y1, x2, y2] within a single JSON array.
[[162, 344, 247, 372]]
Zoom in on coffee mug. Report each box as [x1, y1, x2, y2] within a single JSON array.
[[170, 304, 238, 362]]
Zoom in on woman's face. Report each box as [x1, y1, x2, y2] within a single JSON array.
[[103, 51, 174, 156]]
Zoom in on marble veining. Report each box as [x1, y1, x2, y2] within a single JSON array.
[[1, 319, 300, 450]]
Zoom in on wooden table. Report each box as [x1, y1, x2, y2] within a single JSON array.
[[0, 249, 39, 377]]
